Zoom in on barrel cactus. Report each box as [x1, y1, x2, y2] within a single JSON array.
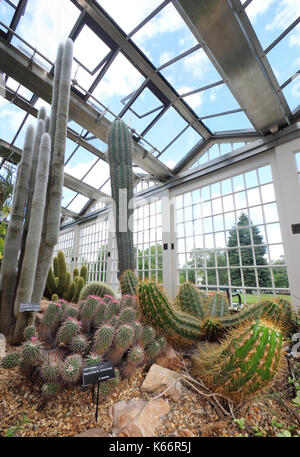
[[192, 319, 284, 403], [78, 281, 116, 301]]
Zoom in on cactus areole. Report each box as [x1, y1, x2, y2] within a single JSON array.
[[107, 119, 135, 277]]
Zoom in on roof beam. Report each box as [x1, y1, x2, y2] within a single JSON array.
[[0, 139, 110, 203], [174, 130, 260, 173], [0, 35, 174, 181], [172, 0, 292, 135], [71, 0, 212, 140]]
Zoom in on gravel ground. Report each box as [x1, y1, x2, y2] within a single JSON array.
[[0, 345, 299, 438]]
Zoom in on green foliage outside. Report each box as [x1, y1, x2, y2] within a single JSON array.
[[135, 244, 163, 283], [181, 212, 289, 294]]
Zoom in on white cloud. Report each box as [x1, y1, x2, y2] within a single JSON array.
[[246, 0, 275, 23], [159, 52, 174, 67], [133, 2, 186, 44], [96, 0, 162, 34], [178, 86, 203, 110], [164, 160, 176, 169], [0, 98, 25, 132], [18, 0, 80, 63], [93, 53, 144, 101], [182, 49, 212, 80], [266, 0, 300, 32]]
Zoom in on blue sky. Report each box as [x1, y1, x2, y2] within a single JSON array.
[[0, 0, 299, 210]]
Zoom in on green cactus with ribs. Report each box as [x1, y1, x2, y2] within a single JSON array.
[[44, 250, 87, 303]]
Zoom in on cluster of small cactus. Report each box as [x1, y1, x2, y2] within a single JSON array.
[[1, 293, 166, 399], [44, 251, 87, 303], [137, 280, 294, 402]]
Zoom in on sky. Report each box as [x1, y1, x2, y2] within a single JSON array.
[[0, 0, 299, 218]]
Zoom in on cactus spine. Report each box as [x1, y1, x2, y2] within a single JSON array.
[[138, 281, 295, 347], [79, 281, 115, 301], [175, 283, 206, 318], [107, 120, 135, 277], [44, 251, 87, 303], [192, 319, 284, 402], [120, 270, 138, 296]]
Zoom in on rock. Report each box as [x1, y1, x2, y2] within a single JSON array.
[[110, 398, 170, 437], [156, 344, 184, 371], [75, 428, 109, 437], [141, 363, 183, 402], [0, 333, 5, 359]]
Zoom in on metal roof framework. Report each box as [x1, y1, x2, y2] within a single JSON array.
[[0, 0, 299, 222]]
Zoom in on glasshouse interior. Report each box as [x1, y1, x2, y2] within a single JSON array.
[[0, 0, 300, 440]]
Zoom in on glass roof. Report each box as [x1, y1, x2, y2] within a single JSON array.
[[0, 0, 299, 218]]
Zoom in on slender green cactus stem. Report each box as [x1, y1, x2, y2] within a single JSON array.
[[0, 124, 35, 336], [12, 133, 51, 344], [107, 119, 135, 277]]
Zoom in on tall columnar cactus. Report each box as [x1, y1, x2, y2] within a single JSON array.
[[32, 38, 74, 306], [107, 120, 135, 277], [12, 134, 51, 342], [0, 39, 74, 344], [192, 319, 284, 403], [205, 292, 229, 318], [0, 125, 35, 337]]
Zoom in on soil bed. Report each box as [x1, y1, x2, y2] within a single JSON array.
[[1, 344, 299, 438]]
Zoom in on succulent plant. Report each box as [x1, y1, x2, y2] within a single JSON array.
[[107, 120, 135, 277], [192, 319, 284, 403], [39, 353, 60, 382], [175, 282, 207, 318], [21, 337, 43, 366], [120, 270, 138, 296], [44, 251, 87, 303], [56, 318, 82, 345], [41, 382, 60, 397], [0, 351, 21, 369], [24, 325, 36, 340], [79, 281, 116, 301], [93, 324, 115, 355], [60, 354, 83, 384], [1, 295, 167, 400]]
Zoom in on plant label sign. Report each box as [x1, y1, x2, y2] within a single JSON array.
[[82, 362, 115, 387], [19, 303, 41, 312]]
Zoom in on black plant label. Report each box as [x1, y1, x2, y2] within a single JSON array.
[[82, 361, 115, 386], [19, 303, 41, 312]]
